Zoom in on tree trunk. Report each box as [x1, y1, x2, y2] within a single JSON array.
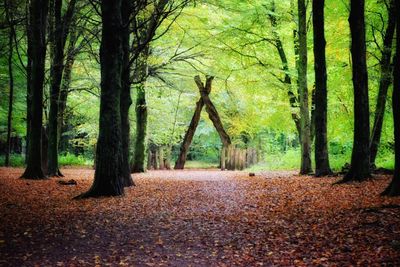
[[47, 0, 76, 176], [297, 0, 312, 174], [312, 0, 332, 176], [76, 0, 124, 198], [48, 0, 63, 176], [5, 0, 14, 167], [120, 0, 134, 186], [25, 0, 32, 165], [370, 0, 396, 167], [131, 82, 148, 173], [342, 0, 371, 182], [21, 0, 49, 179], [174, 95, 205, 169], [382, 0, 400, 196], [158, 147, 165, 169]]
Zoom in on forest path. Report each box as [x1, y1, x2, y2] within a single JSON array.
[[0, 167, 399, 266]]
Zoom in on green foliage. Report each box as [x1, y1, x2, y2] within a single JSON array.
[[0, 0, 395, 171], [59, 153, 93, 167], [0, 154, 25, 167]]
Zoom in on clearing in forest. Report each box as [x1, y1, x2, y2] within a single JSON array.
[[0, 167, 399, 266]]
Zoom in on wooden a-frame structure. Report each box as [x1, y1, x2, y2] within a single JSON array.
[[174, 75, 232, 169]]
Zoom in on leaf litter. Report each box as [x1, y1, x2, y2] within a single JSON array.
[[0, 167, 399, 266]]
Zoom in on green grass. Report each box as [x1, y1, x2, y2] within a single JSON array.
[[59, 153, 93, 166], [0, 154, 25, 167], [0, 153, 93, 167], [184, 160, 219, 169], [1, 149, 394, 172], [246, 148, 394, 172]]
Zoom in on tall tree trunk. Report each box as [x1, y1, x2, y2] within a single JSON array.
[[25, 0, 32, 164], [120, 0, 134, 186], [370, 0, 396, 167], [313, 0, 332, 176], [298, 0, 312, 174], [76, 0, 124, 198], [47, 0, 63, 176], [132, 83, 148, 173], [343, 0, 371, 182], [47, 0, 76, 177], [21, 0, 49, 179], [5, 0, 15, 167], [382, 0, 400, 196], [131, 46, 149, 173]]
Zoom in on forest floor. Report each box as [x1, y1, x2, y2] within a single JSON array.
[[0, 167, 400, 266]]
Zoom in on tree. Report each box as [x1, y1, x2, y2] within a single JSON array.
[[267, 1, 301, 137], [4, 0, 15, 167], [382, 0, 400, 196], [21, 0, 49, 179], [370, 0, 396, 168], [120, 0, 134, 185], [312, 0, 332, 176], [342, 0, 371, 182], [297, 0, 312, 174], [131, 47, 149, 173], [77, 0, 125, 197], [47, 0, 76, 177], [130, 0, 188, 173]]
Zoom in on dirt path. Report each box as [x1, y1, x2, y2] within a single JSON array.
[[0, 168, 399, 266]]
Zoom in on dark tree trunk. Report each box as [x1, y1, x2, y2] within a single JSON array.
[[370, 0, 396, 167], [382, 0, 400, 196], [267, 1, 301, 137], [298, 0, 312, 174], [131, 45, 149, 173], [5, 0, 15, 167], [343, 0, 371, 182], [120, 0, 134, 186], [132, 83, 148, 173], [76, 0, 124, 198], [47, 0, 63, 176], [312, 0, 332, 176], [21, 0, 49, 179], [47, 0, 76, 177], [25, 0, 32, 164]]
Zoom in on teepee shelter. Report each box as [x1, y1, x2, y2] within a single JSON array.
[[174, 75, 232, 170]]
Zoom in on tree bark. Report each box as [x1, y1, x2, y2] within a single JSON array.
[[76, 0, 124, 198], [21, 0, 49, 179], [312, 0, 332, 176], [297, 0, 312, 174], [370, 0, 396, 167], [343, 0, 371, 182], [47, 0, 74, 177], [196, 76, 232, 147], [174, 92, 206, 169], [120, 0, 134, 186], [382, 0, 400, 196], [132, 83, 148, 173], [5, 0, 15, 167]]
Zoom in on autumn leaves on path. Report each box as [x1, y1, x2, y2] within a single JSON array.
[[0, 168, 400, 266]]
